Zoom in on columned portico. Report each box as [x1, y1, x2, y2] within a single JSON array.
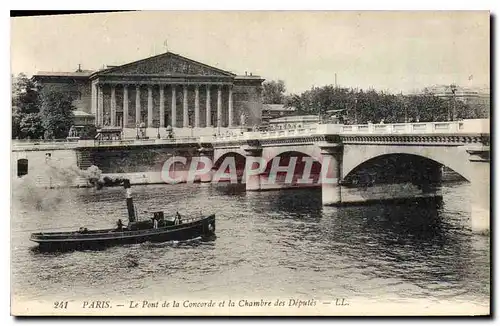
[[86, 51, 264, 135]]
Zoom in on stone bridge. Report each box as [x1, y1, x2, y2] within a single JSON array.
[[201, 119, 490, 232]]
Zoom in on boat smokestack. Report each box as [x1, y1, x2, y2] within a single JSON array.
[[123, 179, 135, 222]]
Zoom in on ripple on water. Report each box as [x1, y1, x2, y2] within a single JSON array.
[[11, 183, 489, 305]]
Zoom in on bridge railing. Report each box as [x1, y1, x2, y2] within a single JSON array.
[[339, 119, 489, 134], [11, 136, 201, 150], [77, 137, 199, 147], [11, 139, 79, 150]]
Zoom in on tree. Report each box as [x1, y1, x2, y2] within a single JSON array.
[[262, 80, 286, 104], [39, 90, 75, 139], [12, 73, 41, 139], [283, 84, 481, 124], [19, 113, 44, 139]]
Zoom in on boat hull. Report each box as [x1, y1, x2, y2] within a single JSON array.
[[31, 215, 216, 252]]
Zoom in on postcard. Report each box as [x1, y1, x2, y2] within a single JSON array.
[[10, 10, 490, 316]]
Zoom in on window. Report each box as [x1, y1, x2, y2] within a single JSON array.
[[17, 159, 28, 177]]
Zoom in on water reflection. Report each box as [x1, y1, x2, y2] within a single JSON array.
[[11, 181, 489, 304]]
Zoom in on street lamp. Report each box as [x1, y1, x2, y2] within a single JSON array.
[[450, 84, 458, 121], [188, 110, 194, 137], [399, 93, 408, 123], [139, 122, 146, 139], [354, 97, 358, 124]]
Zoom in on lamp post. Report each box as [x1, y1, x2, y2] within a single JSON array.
[[354, 97, 358, 124], [188, 110, 194, 137], [139, 122, 146, 139], [450, 84, 457, 121], [400, 92, 408, 123]]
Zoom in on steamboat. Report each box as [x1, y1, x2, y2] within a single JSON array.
[[30, 179, 216, 251]]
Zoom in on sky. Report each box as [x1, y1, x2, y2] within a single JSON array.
[[10, 11, 490, 94]]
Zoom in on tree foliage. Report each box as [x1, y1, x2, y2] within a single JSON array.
[[39, 90, 75, 139], [12, 73, 42, 139], [262, 80, 286, 104], [11, 73, 76, 139], [283, 84, 487, 124]]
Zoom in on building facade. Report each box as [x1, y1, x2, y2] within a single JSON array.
[[414, 84, 490, 118], [33, 52, 264, 137], [261, 104, 296, 128]]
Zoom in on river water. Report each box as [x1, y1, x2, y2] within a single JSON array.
[[11, 181, 490, 310]]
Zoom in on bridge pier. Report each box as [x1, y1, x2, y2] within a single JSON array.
[[244, 147, 263, 191], [319, 144, 343, 206], [198, 148, 214, 183], [467, 147, 490, 234]]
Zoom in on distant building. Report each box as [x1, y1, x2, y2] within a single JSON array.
[[72, 110, 95, 126], [413, 84, 490, 117], [261, 104, 296, 127], [268, 115, 319, 130], [32, 51, 264, 137]]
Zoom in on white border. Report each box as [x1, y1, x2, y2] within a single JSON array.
[[3, 2, 498, 325]]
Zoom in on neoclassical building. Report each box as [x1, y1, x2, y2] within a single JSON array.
[[33, 51, 264, 137]]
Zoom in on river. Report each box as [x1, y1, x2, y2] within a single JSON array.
[[11, 181, 490, 311]]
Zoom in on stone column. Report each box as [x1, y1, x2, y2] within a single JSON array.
[[194, 85, 200, 127], [206, 85, 211, 127], [183, 85, 189, 127], [97, 84, 104, 127], [123, 85, 129, 128], [110, 85, 116, 127], [135, 85, 141, 125], [217, 85, 222, 128], [91, 82, 97, 125], [147, 86, 153, 127], [320, 144, 343, 205], [171, 86, 177, 127], [228, 86, 233, 127], [467, 146, 490, 234], [159, 85, 165, 128]]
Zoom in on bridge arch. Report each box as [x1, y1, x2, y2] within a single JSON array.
[[261, 150, 323, 186], [212, 148, 247, 166], [212, 151, 247, 182], [262, 145, 322, 164], [342, 145, 473, 182]]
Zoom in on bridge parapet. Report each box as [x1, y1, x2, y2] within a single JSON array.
[[205, 119, 489, 145], [12, 137, 200, 151], [340, 119, 489, 135]]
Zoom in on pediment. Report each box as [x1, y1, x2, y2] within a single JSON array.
[[99, 52, 235, 77]]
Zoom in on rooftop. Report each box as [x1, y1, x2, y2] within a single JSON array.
[[263, 104, 296, 111], [33, 70, 94, 78]]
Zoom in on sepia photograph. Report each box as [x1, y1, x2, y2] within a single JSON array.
[[9, 10, 490, 316]]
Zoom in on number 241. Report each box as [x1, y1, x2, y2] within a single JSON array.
[[53, 301, 68, 309]]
